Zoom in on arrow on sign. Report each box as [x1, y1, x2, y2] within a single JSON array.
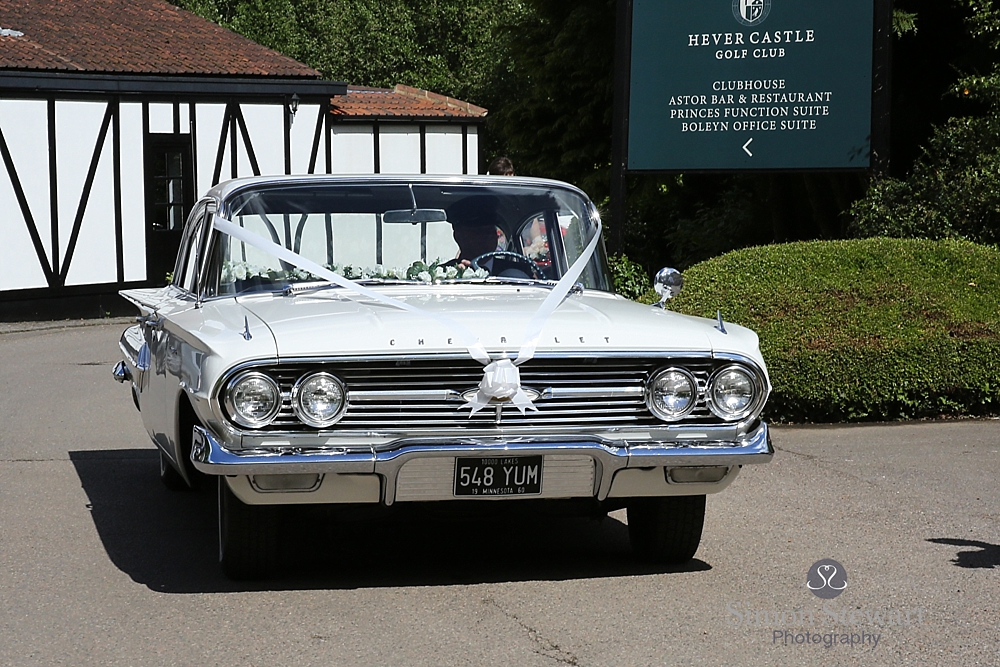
[[742, 138, 754, 157]]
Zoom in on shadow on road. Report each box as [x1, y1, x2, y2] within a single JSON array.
[[70, 449, 711, 593], [927, 537, 1000, 569]]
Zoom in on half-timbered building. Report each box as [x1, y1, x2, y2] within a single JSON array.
[[0, 1, 486, 319]]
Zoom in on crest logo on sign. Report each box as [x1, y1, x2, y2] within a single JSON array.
[[733, 0, 771, 26]]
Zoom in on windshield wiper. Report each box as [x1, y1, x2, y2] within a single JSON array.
[[283, 279, 415, 296], [481, 276, 559, 289]]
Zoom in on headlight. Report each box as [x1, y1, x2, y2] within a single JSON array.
[[292, 372, 346, 428], [707, 365, 758, 421], [225, 371, 281, 428], [646, 367, 698, 420]]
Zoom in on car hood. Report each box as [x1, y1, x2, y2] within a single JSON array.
[[232, 286, 760, 363]]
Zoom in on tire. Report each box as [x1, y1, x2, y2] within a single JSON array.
[[627, 495, 706, 564], [159, 449, 188, 491], [218, 477, 278, 580]]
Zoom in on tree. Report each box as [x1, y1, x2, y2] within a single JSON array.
[[492, 0, 616, 200], [172, 0, 527, 112], [851, 0, 1000, 244]]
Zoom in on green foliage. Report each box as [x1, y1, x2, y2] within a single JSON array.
[[493, 0, 616, 199], [172, 0, 527, 115], [608, 253, 650, 300], [655, 238, 1000, 422], [893, 9, 919, 37], [851, 0, 1000, 243], [850, 115, 1000, 244]]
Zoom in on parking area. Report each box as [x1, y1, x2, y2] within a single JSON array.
[[1, 320, 998, 666]]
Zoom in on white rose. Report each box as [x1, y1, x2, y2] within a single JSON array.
[[434, 266, 447, 279], [445, 266, 458, 279], [417, 271, 433, 283], [475, 268, 489, 278]]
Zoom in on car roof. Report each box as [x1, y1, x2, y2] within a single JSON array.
[[204, 174, 591, 211]]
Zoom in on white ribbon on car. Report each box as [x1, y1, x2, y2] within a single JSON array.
[[213, 211, 602, 417]]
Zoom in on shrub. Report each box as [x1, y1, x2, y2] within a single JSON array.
[[850, 116, 1000, 245], [643, 238, 1000, 422], [608, 253, 651, 300]]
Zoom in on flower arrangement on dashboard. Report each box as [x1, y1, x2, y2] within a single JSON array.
[[220, 259, 488, 285]]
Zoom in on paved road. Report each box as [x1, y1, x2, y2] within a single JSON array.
[[1, 321, 998, 666]]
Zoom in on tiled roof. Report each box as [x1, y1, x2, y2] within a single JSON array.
[[0, 0, 320, 77], [331, 85, 488, 119]]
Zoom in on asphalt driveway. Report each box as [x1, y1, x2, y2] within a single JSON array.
[[0, 320, 997, 666]]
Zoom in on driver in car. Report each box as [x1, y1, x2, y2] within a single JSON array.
[[446, 198, 539, 279]]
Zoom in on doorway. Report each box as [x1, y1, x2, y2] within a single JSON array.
[[144, 135, 194, 286]]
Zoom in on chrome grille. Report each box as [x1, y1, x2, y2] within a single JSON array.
[[226, 357, 725, 432]]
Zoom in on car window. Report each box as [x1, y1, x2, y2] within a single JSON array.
[[178, 205, 206, 293], [212, 183, 608, 294]]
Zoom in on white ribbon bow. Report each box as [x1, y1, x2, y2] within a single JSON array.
[[214, 201, 602, 418], [461, 358, 539, 416]]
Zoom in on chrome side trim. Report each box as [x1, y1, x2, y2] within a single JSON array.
[[275, 350, 716, 364], [190, 426, 375, 475], [349, 389, 463, 402], [539, 386, 645, 399], [626, 421, 773, 467]]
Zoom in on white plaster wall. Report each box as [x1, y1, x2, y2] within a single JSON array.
[[379, 125, 421, 174], [466, 126, 479, 174], [148, 102, 174, 134], [194, 103, 227, 197], [239, 104, 285, 177], [64, 128, 116, 286], [0, 99, 52, 268], [179, 104, 191, 133], [381, 221, 421, 268], [289, 104, 321, 174], [425, 126, 464, 175], [120, 103, 146, 282], [295, 213, 332, 266], [331, 213, 376, 266], [329, 125, 375, 174], [55, 101, 108, 264], [425, 222, 459, 263], [0, 101, 50, 290]]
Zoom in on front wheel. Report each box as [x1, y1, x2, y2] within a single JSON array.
[[218, 478, 278, 580], [627, 495, 706, 564]]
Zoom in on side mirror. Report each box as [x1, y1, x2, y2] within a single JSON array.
[[653, 267, 683, 308]]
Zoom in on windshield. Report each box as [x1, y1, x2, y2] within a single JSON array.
[[204, 181, 610, 296]]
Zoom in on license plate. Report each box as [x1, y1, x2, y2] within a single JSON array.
[[453, 456, 542, 497]]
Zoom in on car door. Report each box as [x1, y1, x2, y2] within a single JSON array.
[[122, 201, 209, 481]]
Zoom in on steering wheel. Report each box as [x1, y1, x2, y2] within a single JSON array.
[[472, 251, 546, 280]]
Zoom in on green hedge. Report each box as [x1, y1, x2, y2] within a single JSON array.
[[640, 238, 1000, 422]]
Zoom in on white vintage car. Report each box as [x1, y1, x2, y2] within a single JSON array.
[[113, 175, 773, 579]]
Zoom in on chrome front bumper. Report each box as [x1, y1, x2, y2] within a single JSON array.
[[191, 422, 773, 504]]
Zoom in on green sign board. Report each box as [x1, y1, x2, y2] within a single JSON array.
[[627, 0, 874, 170]]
